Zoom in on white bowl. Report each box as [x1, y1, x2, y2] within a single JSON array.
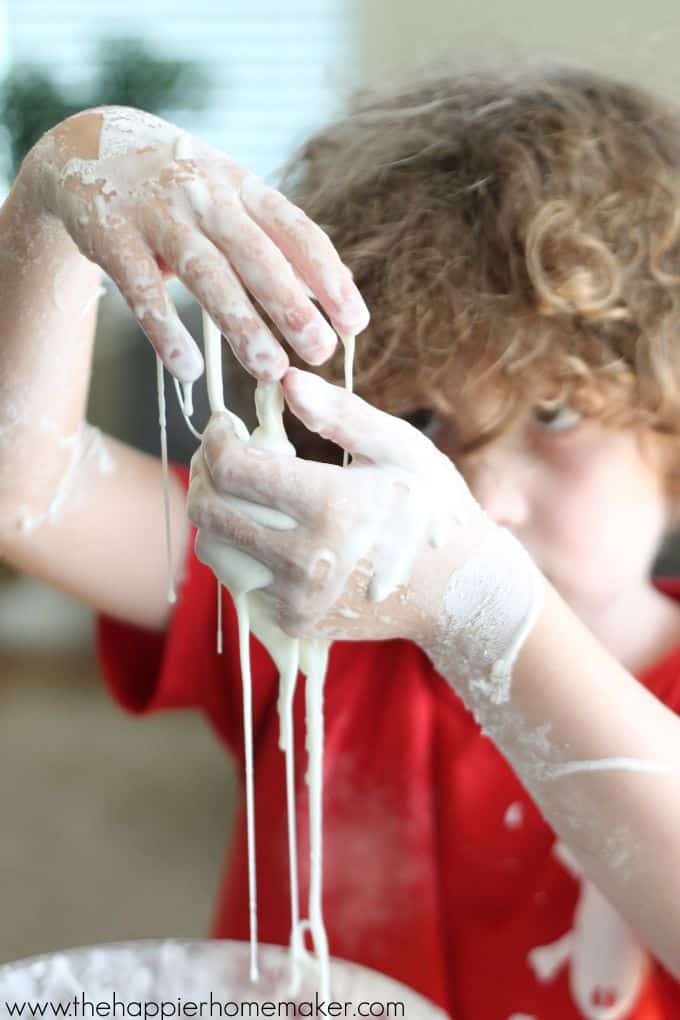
[[0, 939, 448, 1017]]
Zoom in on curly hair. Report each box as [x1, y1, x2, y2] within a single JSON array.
[[274, 59, 680, 510]]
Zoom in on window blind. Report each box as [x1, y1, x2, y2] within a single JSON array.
[[4, 0, 353, 181]]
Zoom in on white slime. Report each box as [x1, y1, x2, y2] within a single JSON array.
[[191, 309, 351, 999], [156, 354, 176, 604], [152, 136, 352, 997]]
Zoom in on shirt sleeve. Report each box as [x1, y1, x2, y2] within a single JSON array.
[[95, 462, 279, 763]]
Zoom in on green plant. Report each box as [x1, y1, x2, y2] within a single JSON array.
[[0, 36, 212, 176]]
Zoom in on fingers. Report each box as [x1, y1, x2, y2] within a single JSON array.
[[240, 174, 370, 337], [201, 413, 339, 521], [188, 465, 315, 593], [189, 487, 291, 574], [147, 211, 288, 381], [93, 227, 203, 382], [282, 368, 432, 469], [142, 162, 368, 377], [198, 194, 340, 367]]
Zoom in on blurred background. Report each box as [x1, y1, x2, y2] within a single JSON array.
[[2, 0, 680, 967]]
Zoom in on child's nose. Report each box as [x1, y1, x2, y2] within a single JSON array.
[[469, 456, 531, 530]]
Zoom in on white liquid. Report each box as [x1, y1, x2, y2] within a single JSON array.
[[340, 333, 354, 468], [234, 591, 259, 982], [172, 376, 203, 440], [203, 308, 227, 415], [276, 640, 302, 990], [297, 640, 331, 999], [156, 355, 176, 604], [154, 135, 355, 995], [542, 757, 673, 780], [193, 306, 355, 999], [181, 381, 194, 416]]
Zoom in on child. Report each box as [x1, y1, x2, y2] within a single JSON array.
[[2, 62, 680, 1019]]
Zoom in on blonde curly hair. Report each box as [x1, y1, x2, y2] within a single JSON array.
[[276, 59, 680, 513]]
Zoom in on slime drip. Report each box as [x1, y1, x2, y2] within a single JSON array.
[[194, 309, 351, 999], [172, 377, 202, 441], [154, 131, 354, 997], [340, 333, 354, 469], [181, 382, 194, 417], [156, 354, 176, 604], [195, 310, 263, 984]]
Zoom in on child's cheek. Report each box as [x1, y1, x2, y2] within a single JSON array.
[[524, 435, 612, 569], [538, 431, 665, 596]]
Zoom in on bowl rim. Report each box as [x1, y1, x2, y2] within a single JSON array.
[[0, 938, 446, 1016]]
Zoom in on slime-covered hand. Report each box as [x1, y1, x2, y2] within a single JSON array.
[[20, 107, 369, 382], [188, 368, 545, 711]]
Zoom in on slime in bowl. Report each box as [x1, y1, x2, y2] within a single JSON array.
[[0, 939, 448, 1017]]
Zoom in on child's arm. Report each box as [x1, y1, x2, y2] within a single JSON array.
[[0, 108, 369, 630], [188, 370, 680, 978], [0, 156, 186, 631], [492, 578, 680, 977]]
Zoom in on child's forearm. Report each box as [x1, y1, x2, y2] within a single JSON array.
[[448, 577, 680, 977], [0, 169, 102, 542]]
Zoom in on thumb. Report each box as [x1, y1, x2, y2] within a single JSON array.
[[205, 409, 249, 442], [282, 368, 427, 468], [207, 411, 235, 432]]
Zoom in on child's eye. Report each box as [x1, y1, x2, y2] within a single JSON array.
[[403, 409, 439, 437], [422, 413, 442, 439], [530, 403, 582, 432]]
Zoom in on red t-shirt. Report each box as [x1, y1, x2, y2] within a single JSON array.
[[96, 469, 680, 1019]]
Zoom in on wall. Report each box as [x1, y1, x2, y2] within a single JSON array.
[[352, 0, 680, 97]]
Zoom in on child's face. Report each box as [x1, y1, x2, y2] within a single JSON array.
[[431, 398, 670, 616]]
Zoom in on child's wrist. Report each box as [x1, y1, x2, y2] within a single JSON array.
[[417, 522, 546, 720], [2, 166, 73, 258]]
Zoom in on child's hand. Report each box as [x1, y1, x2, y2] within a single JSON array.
[[189, 368, 544, 714], [188, 368, 493, 642], [20, 107, 369, 382]]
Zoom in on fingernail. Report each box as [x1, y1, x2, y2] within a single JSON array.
[[299, 320, 337, 365], [340, 280, 370, 328], [334, 306, 369, 337], [168, 342, 204, 384]]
